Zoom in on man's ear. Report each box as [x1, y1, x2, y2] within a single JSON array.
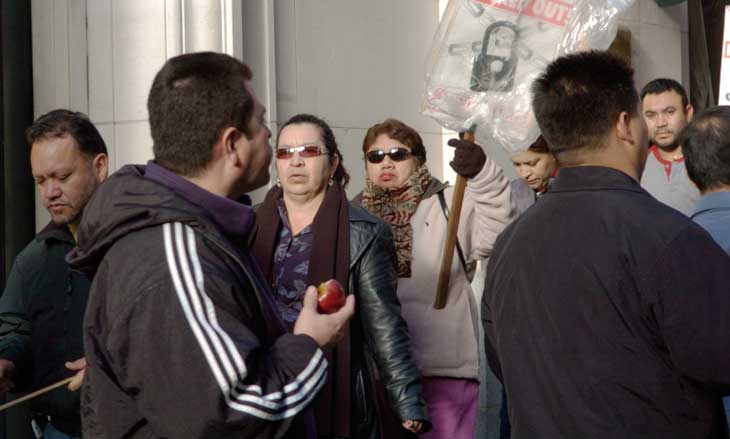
[[685, 103, 694, 122], [615, 111, 633, 144], [93, 154, 109, 182], [219, 126, 245, 166]]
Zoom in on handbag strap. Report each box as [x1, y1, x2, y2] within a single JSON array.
[[437, 190, 469, 276]]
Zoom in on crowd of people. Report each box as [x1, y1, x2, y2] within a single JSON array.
[[0, 49, 729, 439]]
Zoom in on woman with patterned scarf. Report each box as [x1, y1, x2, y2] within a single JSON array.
[[251, 114, 429, 439], [353, 119, 514, 439]]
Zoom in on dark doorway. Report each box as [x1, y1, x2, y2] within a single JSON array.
[[1, 0, 36, 438], [689, 0, 730, 111]]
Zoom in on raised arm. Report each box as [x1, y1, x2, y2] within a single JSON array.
[[448, 138, 515, 261]]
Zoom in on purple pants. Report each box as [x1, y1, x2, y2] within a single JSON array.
[[420, 377, 479, 439]]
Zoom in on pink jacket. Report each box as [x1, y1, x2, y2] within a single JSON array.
[[396, 156, 514, 379]]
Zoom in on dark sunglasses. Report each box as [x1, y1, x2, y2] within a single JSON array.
[[275, 145, 329, 159], [365, 147, 413, 164]]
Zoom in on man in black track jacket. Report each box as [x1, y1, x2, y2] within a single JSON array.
[[67, 52, 354, 439]]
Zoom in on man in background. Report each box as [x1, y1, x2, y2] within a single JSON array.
[[640, 78, 699, 215], [682, 105, 730, 253], [680, 105, 730, 430], [0, 109, 108, 438]]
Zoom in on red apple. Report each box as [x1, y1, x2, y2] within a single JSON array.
[[317, 279, 346, 314]]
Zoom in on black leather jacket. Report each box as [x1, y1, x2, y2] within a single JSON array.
[[346, 204, 429, 438]]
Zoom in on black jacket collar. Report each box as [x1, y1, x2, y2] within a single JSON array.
[[37, 221, 74, 245], [549, 166, 647, 195]]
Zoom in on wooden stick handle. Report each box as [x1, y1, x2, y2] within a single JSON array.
[[0, 376, 73, 413], [434, 130, 474, 309]]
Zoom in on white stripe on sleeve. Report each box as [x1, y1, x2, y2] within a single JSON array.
[[162, 222, 327, 420]]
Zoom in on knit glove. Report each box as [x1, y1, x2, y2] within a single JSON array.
[[448, 138, 487, 179]]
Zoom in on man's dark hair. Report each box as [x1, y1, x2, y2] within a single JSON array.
[[277, 114, 350, 188], [528, 135, 550, 154], [26, 109, 107, 157], [148, 52, 255, 176], [680, 106, 730, 192], [640, 78, 689, 109], [531, 51, 639, 160]]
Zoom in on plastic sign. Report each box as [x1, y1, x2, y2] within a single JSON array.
[[422, 0, 634, 153], [474, 0, 573, 27]]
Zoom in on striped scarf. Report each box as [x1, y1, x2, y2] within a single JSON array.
[[361, 164, 432, 277]]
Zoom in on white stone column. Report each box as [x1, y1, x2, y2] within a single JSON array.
[[272, 0, 444, 197], [31, 0, 90, 228], [619, 0, 689, 90], [30, 0, 248, 228]]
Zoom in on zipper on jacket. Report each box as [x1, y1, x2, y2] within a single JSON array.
[[203, 235, 268, 322], [63, 270, 73, 354]]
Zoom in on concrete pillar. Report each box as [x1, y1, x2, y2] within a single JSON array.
[[619, 0, 689, 91], [30, 0, 246, 229]]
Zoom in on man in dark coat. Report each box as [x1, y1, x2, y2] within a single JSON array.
[[0, 109, 109, 438], [681, 105, 730, 430], [482, 51, 730, 439]]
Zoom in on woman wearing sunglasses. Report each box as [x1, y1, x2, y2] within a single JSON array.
[[354, 118, 513, 439], [251, 114, 429, 439]]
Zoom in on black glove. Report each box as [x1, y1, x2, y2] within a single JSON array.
[[448, 138, 487, 179]]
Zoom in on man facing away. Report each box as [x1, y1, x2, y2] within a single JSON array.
[[639, 78, 700, 215], [681, 105, 730, 430], [482, 51, 730, 438], [682, 105, 730, 254], [0, 109, 108, 438], [66, 52, 354, 438]]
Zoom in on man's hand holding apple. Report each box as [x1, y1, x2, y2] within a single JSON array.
[[293, 285, 355, 348]]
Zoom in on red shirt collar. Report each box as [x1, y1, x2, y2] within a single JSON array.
[[649, 145, 684, 165]]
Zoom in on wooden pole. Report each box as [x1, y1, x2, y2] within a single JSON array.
[[0, 377, 73, 412], [433, 130, 474, 309]]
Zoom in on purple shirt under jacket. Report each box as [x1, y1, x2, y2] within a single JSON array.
[[271, 200, 313, 329], [143, 161, 287, 334], [144, 160, 254, 237]]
